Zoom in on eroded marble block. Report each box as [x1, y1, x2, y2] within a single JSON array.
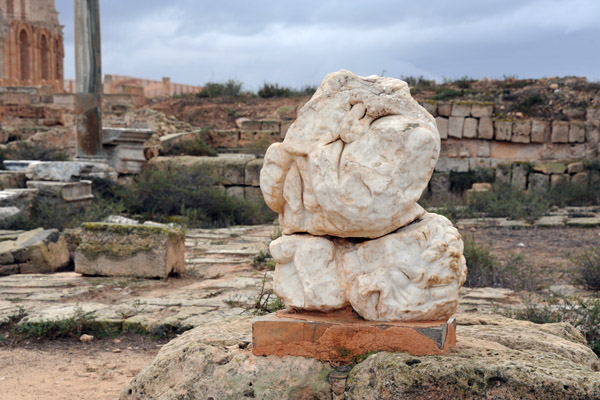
[[270, 213, 467, 322], [261, 70, 440, 238]]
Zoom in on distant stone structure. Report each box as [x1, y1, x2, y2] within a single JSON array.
[[0, 0, 64, 91]]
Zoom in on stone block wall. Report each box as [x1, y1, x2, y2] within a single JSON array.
[[205, 118, 292, 153]]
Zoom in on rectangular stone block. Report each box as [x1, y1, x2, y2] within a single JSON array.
[[261, 120, 281, 131], [551, 121, 569, 143], [528, 173, 549, 192], [477, 142, 491, 158], [244, 159, 264, 187], [569, 121, 586, 143], [207, 130, 239, 148], [512, 163, 527, 189], [429, 172, 450, 194], [471, 103, 494, 118], [74, 223, 185, 278], [26, 180, 93, 203], [469, 158, 491, 170], [236, 118, 262, 131], [448, 117, 464, 138], [0, 172, 26, 190], [478, 117, 494, 140], [252, 310, 456, 362], [421, 101, 437, 116], [495, 120, 512, 141], [451, 103, 471, 117], [435, 158, 469, 172], [495, 164, 512, 184], [463, 118, 478, 138], [551, 174, 569, 187], [226, 186, 244, 198], [244, 186, 264, 203], [437, 103, 452, 117], [435, 117, 448, 139], [512, 120, 531, 143], [531, 120, 550, 143]]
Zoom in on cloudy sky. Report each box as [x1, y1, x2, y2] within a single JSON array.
[[54, 0, 600, 91]]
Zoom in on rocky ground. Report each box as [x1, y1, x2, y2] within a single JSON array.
[[0, 221, 599, 399]]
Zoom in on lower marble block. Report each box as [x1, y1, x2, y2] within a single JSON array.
[[252, 308, 456, 363]]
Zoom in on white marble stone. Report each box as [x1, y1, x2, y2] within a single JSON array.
[[270, 213, 466, 321], [260, 70, 440, 238]]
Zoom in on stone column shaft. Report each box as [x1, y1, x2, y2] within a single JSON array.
[[74, 0, 103, 159]]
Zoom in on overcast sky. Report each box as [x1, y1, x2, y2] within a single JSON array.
[[54, 0, 600, 91]]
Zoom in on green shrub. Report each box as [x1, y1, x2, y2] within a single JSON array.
[[571, 247, 600, 290], [467, 183, 550, 222], [2, 141, 68, 161], [258, 83, 316, 98], [252, 249, 276, 271], [161, 136, 217, 157], [450, 169, 494, 193], [548, 181, 600, 208], [463, 237, 539, 291], [431, 88, 464, 100], [401, 75, 435, 88], [197, 79, 243, 98]]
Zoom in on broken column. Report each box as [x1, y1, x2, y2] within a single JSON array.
[[74, 0, 103, 160], [253, 70, 467, 361]]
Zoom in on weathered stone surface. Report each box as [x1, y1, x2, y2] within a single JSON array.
[[478, 117, 494, 139], [532, 161, 566, 174], [471, 103, 493, 118], [120, 318, 333, 400], [552, 120, 570, 143], [531, 120, 550, 143], [528, 173, 549, 192], [551, 174, 569, 187], [270, 213, 466, 321], [261, 70, 440, 238], [104, 215, 139, 225], [451, 103, 471, 117], [572, 172, 589, 186], [494, 164, 511, 184], [0, 206, 22, 220], [421, 101, 437, 116], [568, 162, 585, 174], [435, 158, 469, 172], [495, 120, 512, 141], [435, 116, 448, 139], [244, 158, 263, 187], [448, 116, 464, 138], [25, 161, 113, 182], [476, 142, 491, 157], [346, 314, 600, 400], [512, 120, 531, 143], [429, 172, 450, 194], [0, 171, 26, 190], [570, 121, 586, 143], [462, 117, 478, 138], [26, 180, 93, 203], [1, 228, 70, 274], [74, 223, 185, 278], [511, 163, 527, 189]]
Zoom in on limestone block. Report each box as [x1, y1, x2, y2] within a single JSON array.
[[471, 103, 493, 118], [567, 162, 584, 174], [244, 159, 264, 187], [463, 118, 478, 138], [469, 158, 491, 170], [478, 117, 494, 140], [448, 117, 464, 138], [532, 162, 566, 175], [261, 120, 281, 131], [437, 103, 452, 117], [569, 121, 586, 143], [511, 164, 527, 189], [10, 228, 70, 273], [238, 130, 281, 149], [451, 103, 471, 117], [261, 70, 440, 238], [435, 158, 469, 172], [27, 180, 93, 203], [551, 121, 569, 143], [528, 173, 549, 192], [421, 101, 437, 116], [571, 172, 589, 186], [226, 186, 244, 198], [244, 186, 264, 203], [206, 130, 239, 148], [270, 213, 466, 321], [435, 117, 448, 139], [512, 120, 531, 143], [0, 206, 21, 220], [564, 107, 586, 119], [74, 223, 185, 278], [236, 118, 262, 131], [495, 120, 512, 141], [25, 161, 116, 182], [494, 164, 512, 184], [476, 142, 491, 158], [0, 171, 26, 189], [551, 174, 569, 187], [531, 120, 550, 143], [429, 172, 450, 194]]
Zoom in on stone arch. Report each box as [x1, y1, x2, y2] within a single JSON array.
[[41, 34, 49, 80], [19, 28, 30, 81]]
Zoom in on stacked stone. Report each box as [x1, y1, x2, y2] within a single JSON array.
[[260, 70, 467, 322]]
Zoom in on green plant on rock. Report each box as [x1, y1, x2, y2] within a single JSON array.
[[252, 249, 276, 271], [249, 273, 285, 315]]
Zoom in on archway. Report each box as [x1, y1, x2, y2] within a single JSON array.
[[41, 35, 49, 80], [19, 29, 30, 81]]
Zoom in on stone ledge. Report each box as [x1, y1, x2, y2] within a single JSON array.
[[252, 308, 456, 363]]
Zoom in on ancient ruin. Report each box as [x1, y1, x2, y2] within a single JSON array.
[[254, 70, 467, 359], [0, 0, 64, 91]]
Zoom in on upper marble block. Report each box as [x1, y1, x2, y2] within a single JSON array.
[[260, 70, 440, 238]]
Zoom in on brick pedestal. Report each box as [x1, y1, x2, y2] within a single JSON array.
[[252, 308, 456, 363]]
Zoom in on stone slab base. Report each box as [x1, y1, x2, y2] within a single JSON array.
[[252, 308, 456, 363]]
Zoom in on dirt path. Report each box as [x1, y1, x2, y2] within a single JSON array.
[[0, 336, 165, 400]]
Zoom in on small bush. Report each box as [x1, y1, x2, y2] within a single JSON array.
[[3, 141, 68, 161], [516, 94, 544, 114], [258, 83, 316, 98], [162, 136, 217, 157], [197, 79, 243, 98], [431, 89, 464, 100], [252, 249, 276, 271], [571, 247, 600, 290], [463, 237, 539, 291], [450, 169, 495, 193], [467, 183, 551, 222], [401, 75, 436, 88]]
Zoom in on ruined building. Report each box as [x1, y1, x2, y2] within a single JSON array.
[[0, 0, 64, 91]]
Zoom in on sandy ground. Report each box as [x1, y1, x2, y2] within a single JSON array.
[[0, 336, 165, 400]]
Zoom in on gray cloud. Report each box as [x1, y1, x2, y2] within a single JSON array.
[[55, 0, 600, 90]]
